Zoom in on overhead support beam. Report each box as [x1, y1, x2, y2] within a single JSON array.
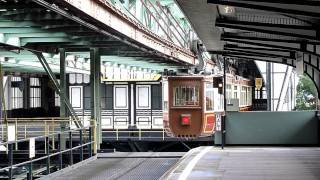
[[90, 48, 101, 151], [222, 37, 301, 51], [224, 44, 296, 53], [223, 36, 320, 61], [0, 27, 49, 34], [207, 0, 320, 17], [216, 19, 318, 41], [222, 48, 293, 59], [31, 0, 195, 65], [235, 0, 320, 6], [214, 53, 293, 66], [222, 33, 320, 45]]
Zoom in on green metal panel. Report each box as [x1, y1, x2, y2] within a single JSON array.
[[90, 48, 102, 150], [215, 111, 319, 145]]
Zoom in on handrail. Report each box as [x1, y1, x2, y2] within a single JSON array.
[[0, 125, 95, 179], [0, 125, 94, 146], [0, 118, 95, 148], [0, 142, 94, 171], [3, 117, 69, 120], [103, 126, 167, 141]]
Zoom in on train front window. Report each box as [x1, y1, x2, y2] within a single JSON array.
[[174, 85, 199, 106]]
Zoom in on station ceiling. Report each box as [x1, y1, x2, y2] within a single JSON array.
[[177, 0, 320, 95]]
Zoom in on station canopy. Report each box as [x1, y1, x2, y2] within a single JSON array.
[[177, 0, 320, 95]]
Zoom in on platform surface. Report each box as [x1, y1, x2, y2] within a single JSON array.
[[41, 152, 184, 180], [163, 147, 320, 180]]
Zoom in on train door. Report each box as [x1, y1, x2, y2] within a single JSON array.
[[113, 84, 130, 129], [135, 83, 163, 129], [151, 84, 163, 129], [101, 83, 113, 129], [135, 84, 152, 129], [203, 81, 216, 134]]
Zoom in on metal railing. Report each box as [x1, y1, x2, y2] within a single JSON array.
[[1, 117, 71, 142], [0, 118, 96, 180], [102, 124, 172, 141]]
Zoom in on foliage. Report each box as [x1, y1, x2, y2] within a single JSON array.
[[295, 74, 317, 110]]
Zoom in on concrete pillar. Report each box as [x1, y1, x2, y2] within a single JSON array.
[[59, 48, 67, 150], [90, 48, 101, 151]]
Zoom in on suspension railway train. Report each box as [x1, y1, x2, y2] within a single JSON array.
[[68, 73, 253, 138]]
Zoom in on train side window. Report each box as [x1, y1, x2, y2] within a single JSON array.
[[174, 85, 199, 106], [234, 85, 238, 99], [163, 81, 168, 111], [226, 84, 232, 100], [205, 83, 214, 111]]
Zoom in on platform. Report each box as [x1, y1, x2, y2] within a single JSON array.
[[162, 147, 320, 180], [41, 152, 185, 180]]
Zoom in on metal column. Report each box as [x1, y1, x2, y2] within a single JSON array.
[[59, 48, 67, 150], [90, 48, 101, 151], [222, 57, 227, 149], [266, 62, 272, 111]]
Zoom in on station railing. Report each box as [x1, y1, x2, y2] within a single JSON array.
[[102, 126, 168, 141], [0, 118, 96, 180], [0, 117, 93, 150]]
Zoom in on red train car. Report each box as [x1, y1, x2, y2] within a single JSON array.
[[163, 76, 224, 138]]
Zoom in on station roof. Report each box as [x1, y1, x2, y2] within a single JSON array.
[[177, 0, 320, 95]]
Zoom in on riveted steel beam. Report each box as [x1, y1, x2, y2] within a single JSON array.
[[31, 0, 196, 65]]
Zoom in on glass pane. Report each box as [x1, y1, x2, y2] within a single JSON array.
[[83, 74, 90, 83], [69, 74, 76, 84], [206, 82, 214, 111], [174, 85, 199, 106], [70, 87, 82, 108], [137, 86, 150, 108], [114, 86, 127, 108], [76, 74, 83, 83]]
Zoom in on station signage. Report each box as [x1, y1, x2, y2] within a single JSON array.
[[215, 114, 222, 131], [255, 78, 262, 90], [7, 124, 16, 142], [29, 138, 35, 159]]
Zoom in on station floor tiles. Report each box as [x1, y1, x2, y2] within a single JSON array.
[[163, 147, 320, 180], [40, 152, 184, 180]]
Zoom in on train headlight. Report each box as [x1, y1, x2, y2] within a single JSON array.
[[181, 114, 191, 125]]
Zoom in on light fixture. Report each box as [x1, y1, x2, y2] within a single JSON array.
[[224, 6, 234, 14], [219, 5, 235, 16]]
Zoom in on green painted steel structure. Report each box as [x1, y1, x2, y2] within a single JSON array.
[[0, 0, 193, 74]]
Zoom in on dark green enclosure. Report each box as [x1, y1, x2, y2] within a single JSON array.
[[215, 111, 319, 145]]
